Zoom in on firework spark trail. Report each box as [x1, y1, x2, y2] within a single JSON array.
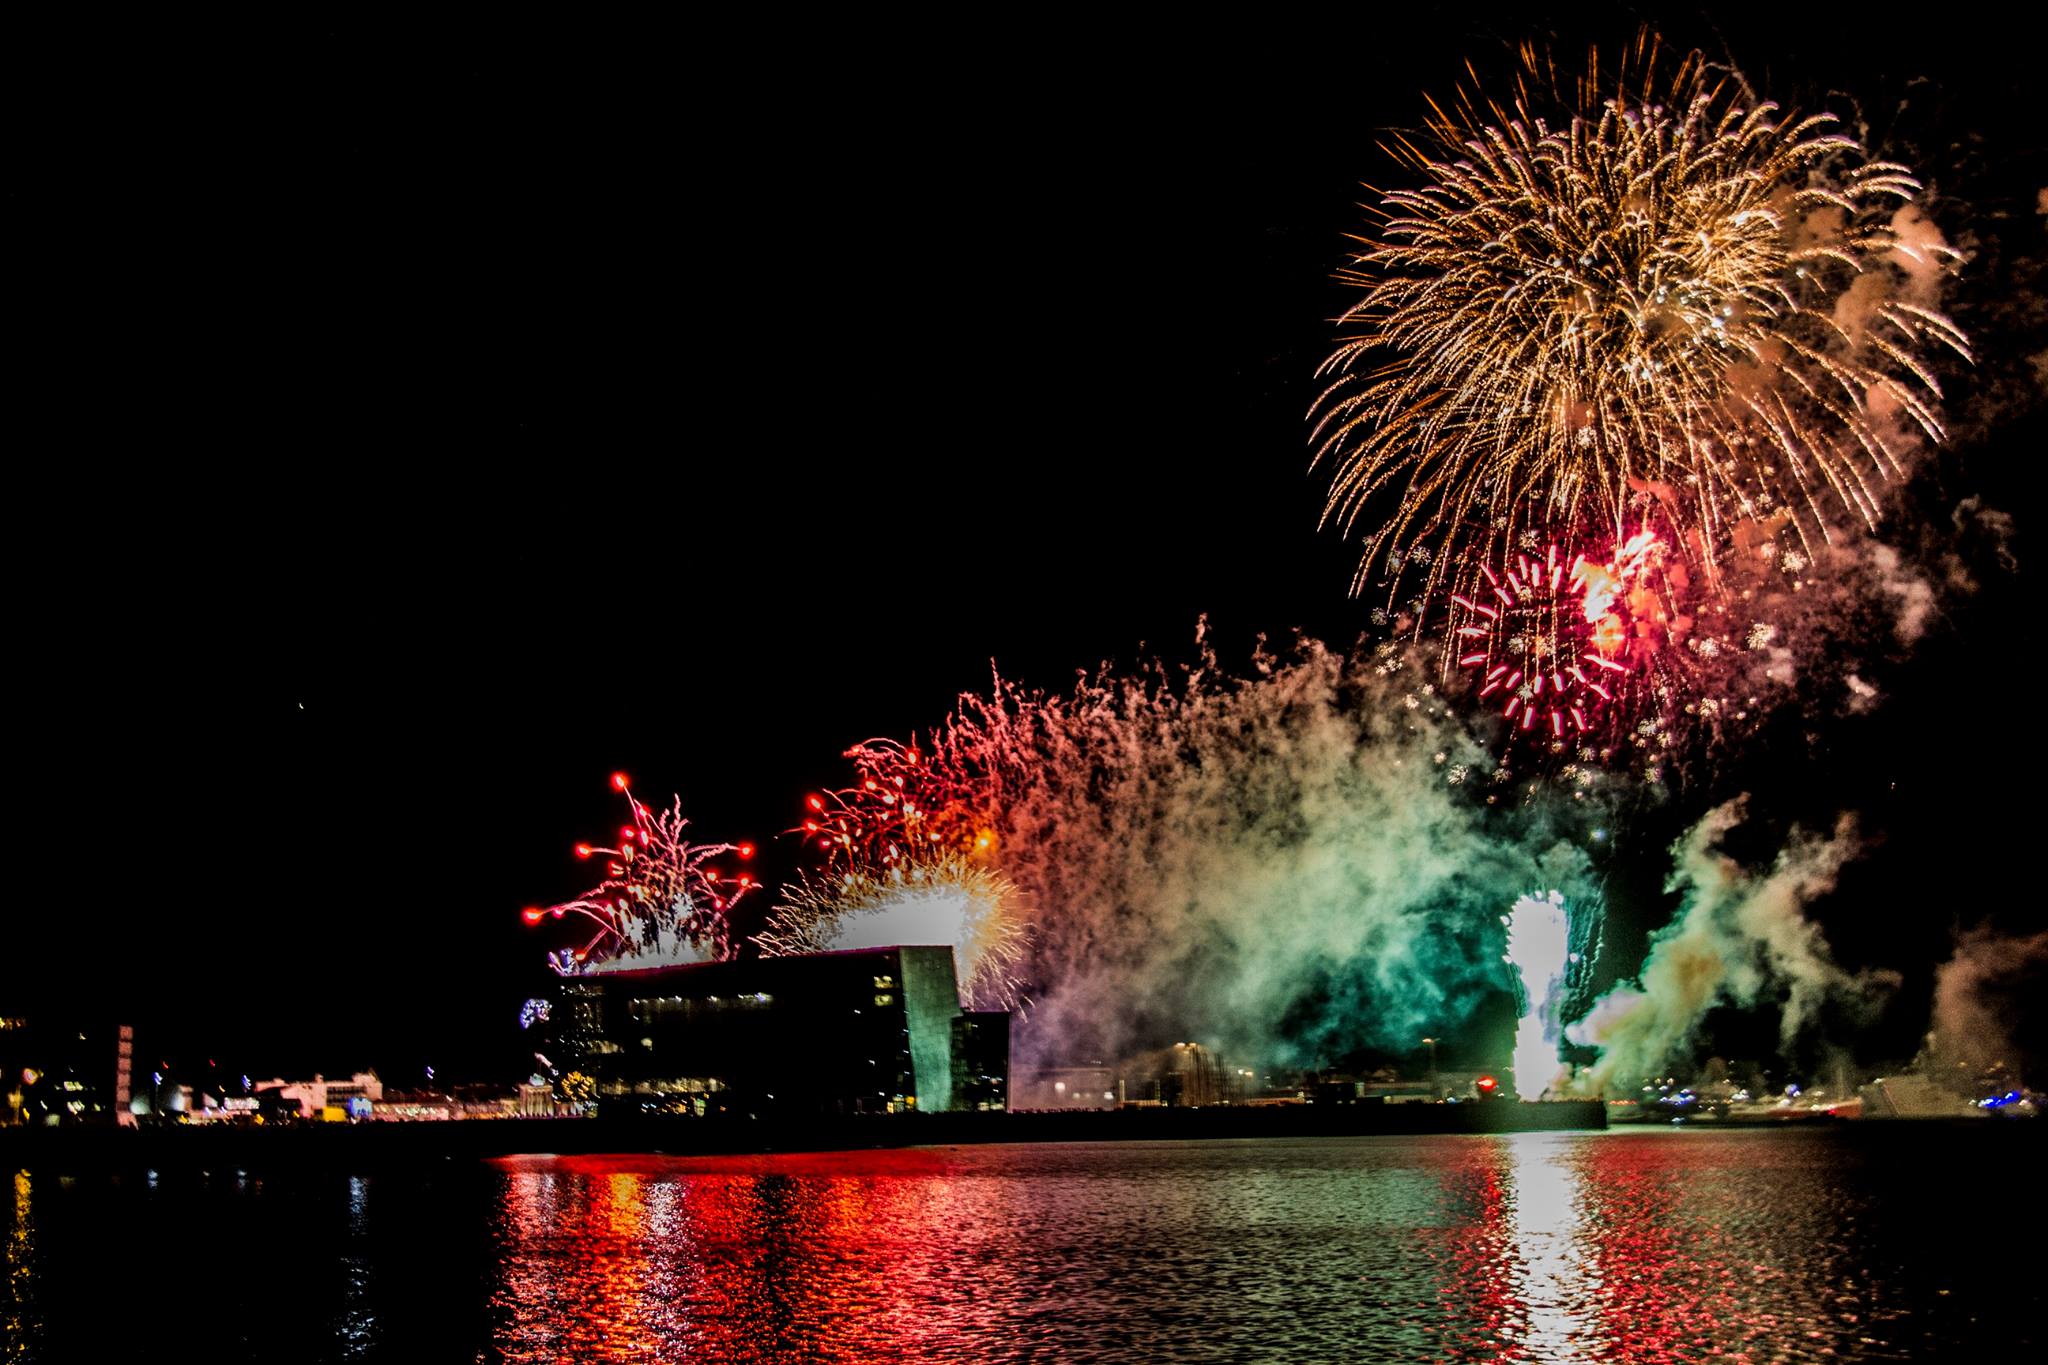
[[756, 853, 1030, 1011], [1313, 32, 1968, 624], [525, 773, 759, 974], [1504, 891, 1572, 1099], [812, 632, 1607, 1068]]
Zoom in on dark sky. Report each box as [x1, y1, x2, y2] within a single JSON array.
[[12, 10, 2044, 1082]]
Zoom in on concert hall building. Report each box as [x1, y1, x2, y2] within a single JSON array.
[[547, 945, 1010, 1116]]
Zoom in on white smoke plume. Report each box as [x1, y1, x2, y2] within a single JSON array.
[[1564, 798, 1893, 1092]]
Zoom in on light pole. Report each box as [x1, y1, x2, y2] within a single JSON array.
[[1421, 1037, 1440, 1101]]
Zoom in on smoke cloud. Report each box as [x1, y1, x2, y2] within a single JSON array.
[[929, 635, 1606, 1071], [1926, 925, 2048, 1077], [1564, 798, 1892, 1092]]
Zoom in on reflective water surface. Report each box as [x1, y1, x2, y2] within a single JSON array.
[[4, 1128, 2038, 1362]]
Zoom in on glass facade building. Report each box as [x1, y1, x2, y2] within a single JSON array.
[[548, 946, 1009, 1116]]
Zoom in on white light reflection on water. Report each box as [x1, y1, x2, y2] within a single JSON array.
[[338, 1174, 375, 1358], [1504, 1132, 1600, 1361]]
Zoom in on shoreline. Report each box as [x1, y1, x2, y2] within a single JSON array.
[[1, 1100, 1604, 1168], [2, 1106, 2034, 1172]]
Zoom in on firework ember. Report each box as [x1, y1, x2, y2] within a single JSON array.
[[526, 773, 758, 974], [1311, 32, 1968, 613], [756, 853, 1030, 1011]]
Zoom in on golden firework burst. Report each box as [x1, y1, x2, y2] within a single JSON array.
[[1311, 32, 1969, 613]]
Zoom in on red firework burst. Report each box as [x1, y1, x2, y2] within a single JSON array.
[[794, 739, 979, 868], [1449, 535, 1661, 742], [526, 777, 758, 972]]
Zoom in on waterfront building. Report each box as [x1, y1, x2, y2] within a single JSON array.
[[545, 945, 1008, 1115], [253, 1071, 384, 1121], [951, 1012, 1011, 1111], [1113, 1043, 1233, 1107], [369, 1090, 457, 1121], [0, 1018, 132, 1126]]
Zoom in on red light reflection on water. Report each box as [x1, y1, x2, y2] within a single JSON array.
[[1428, 1140, 1523, 1356], [485, 1136, 1856, 1364], [490, 1149, 1020, 1362], [1570, 1135, 1782, 1363]]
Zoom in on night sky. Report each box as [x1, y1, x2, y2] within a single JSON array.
[[13, 9, 2044, 1084]]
